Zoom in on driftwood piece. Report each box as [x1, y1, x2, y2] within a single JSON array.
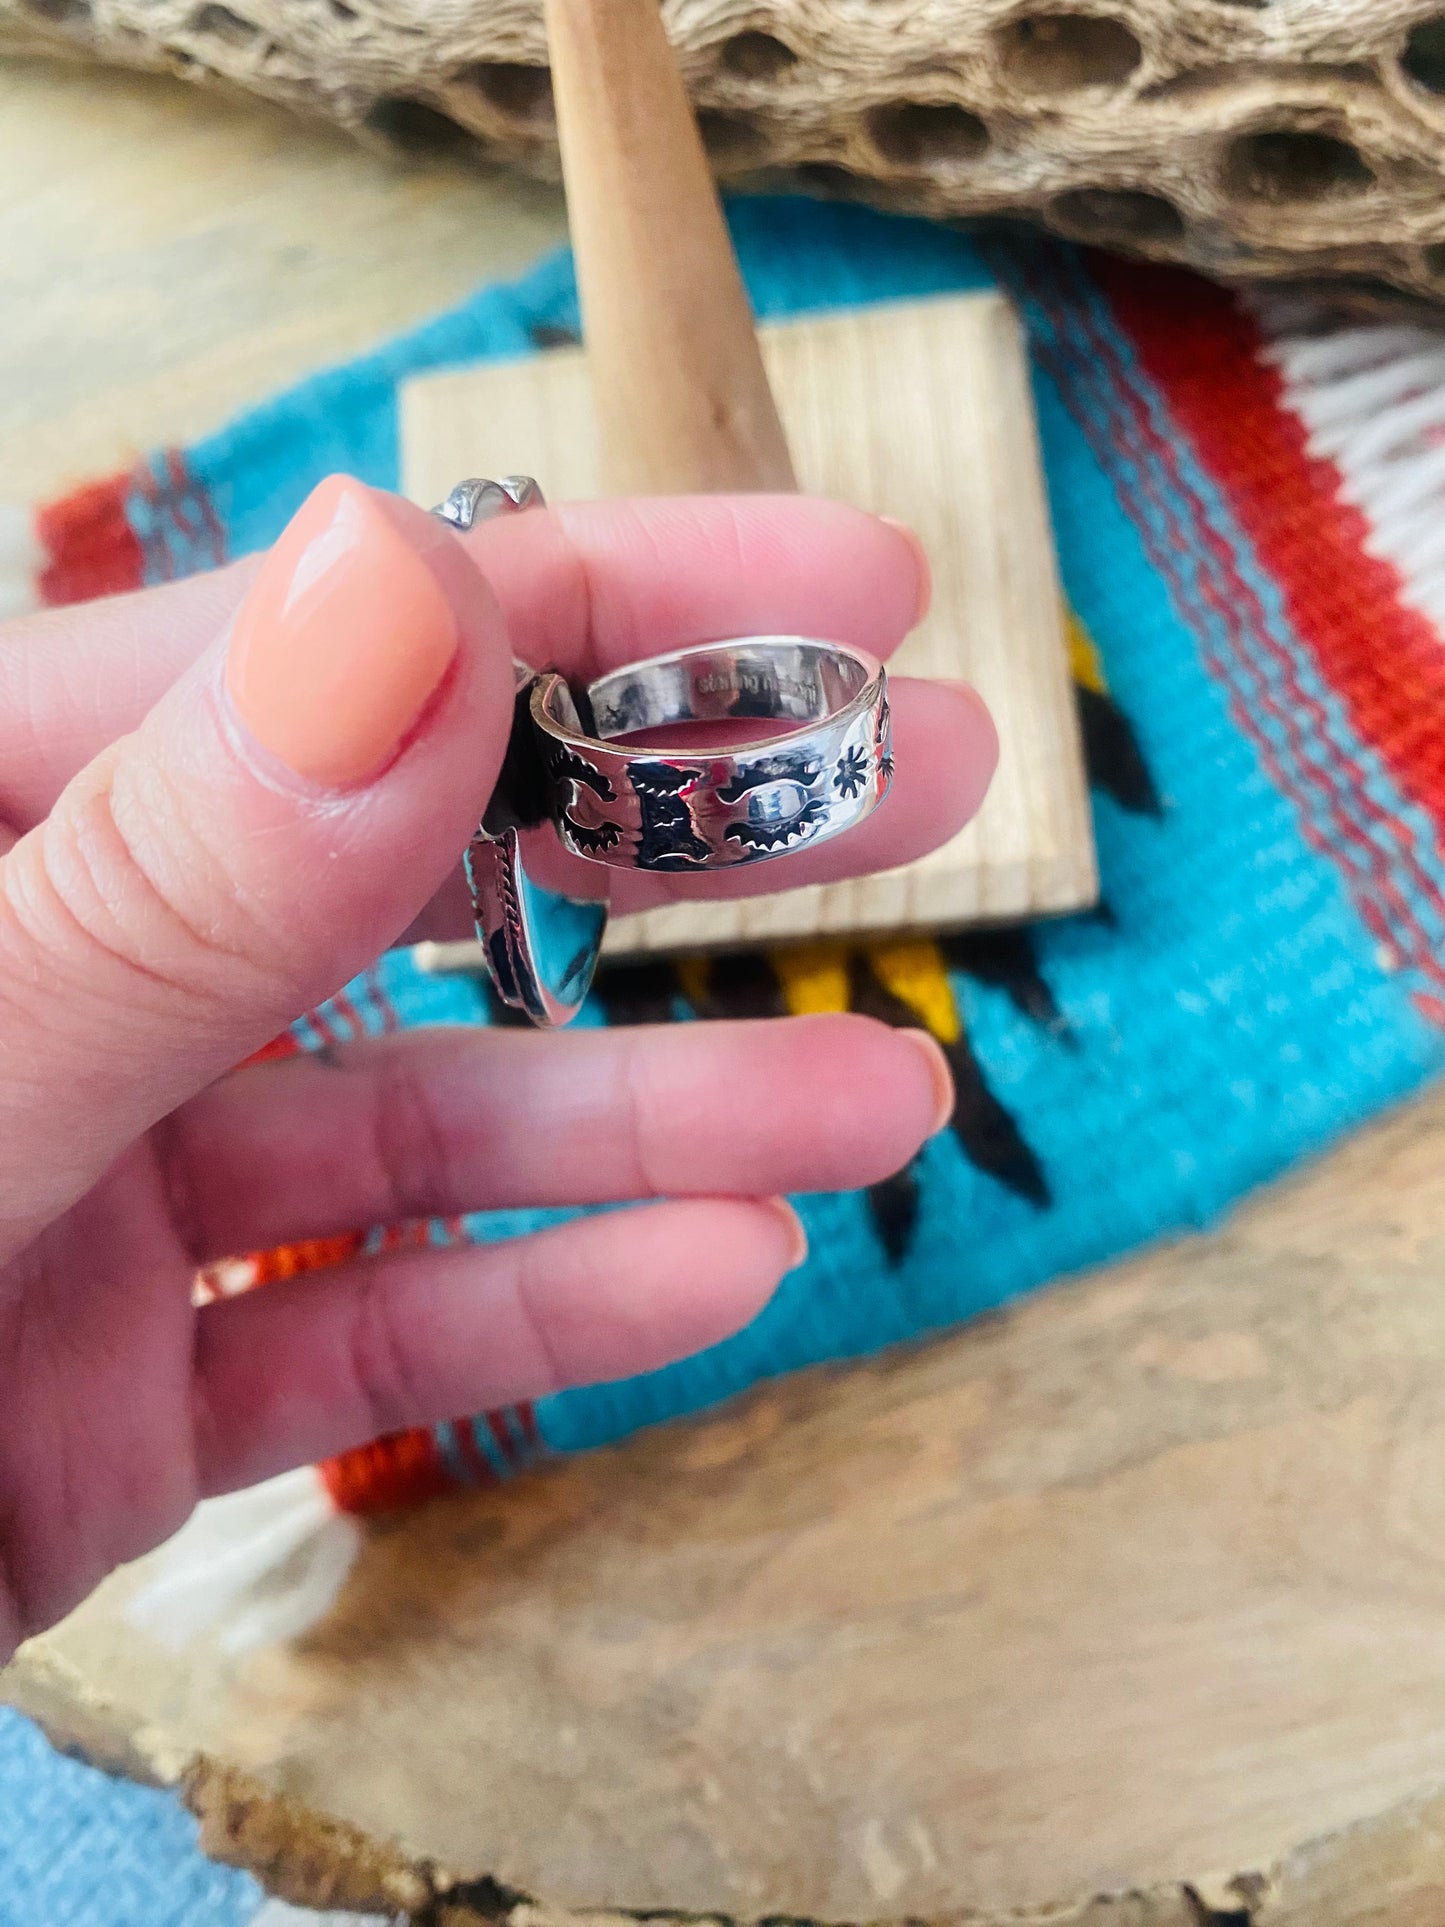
[[12, 1079, 1445, 1924], [9, 2, 1445, 301], [402, 291, 1097, 948]]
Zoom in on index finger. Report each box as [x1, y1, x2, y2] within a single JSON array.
[[461, 493, 929, 677], [0, 491, 927, 830]]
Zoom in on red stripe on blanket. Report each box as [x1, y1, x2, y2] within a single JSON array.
[[36, 472, 146, 607], [244, 1231, 368, 1287], [363, 964, 402, 1033], [327, 986, 368, 1041], [1017, 245, 1445, 998], [484, 1408, 522, 1471], [515, 1402, 542, 1454], [322, 1427, 456, 1514], [240, 1033, 302, 1068], [1061, 257, 1445, 999], [1094, 256, 1445, 845]]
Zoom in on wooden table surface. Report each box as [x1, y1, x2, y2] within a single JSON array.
[[16, 1081, 1445, 1927], [8, 49, 1445, 1927], [0, 56, 566, 503]]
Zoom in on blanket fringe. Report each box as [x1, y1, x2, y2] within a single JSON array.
[[0, 505, 42, 621], [127, 1468, 361, 1654], [1251, 292, 1445, 635]]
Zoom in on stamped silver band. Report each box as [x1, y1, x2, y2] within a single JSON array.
[[531, 637, 892, 873], [432, 485, 896, 1017]]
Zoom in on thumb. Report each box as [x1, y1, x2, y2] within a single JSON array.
[[0, 475, 513, 1257]]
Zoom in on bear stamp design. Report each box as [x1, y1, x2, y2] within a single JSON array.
[[545, 743, 625, 857], [626, 762, 713, 872]]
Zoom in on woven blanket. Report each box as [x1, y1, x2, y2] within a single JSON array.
[[7, 196, 1445, 1921]]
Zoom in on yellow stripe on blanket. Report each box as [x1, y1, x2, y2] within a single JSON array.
[[770, 942, 850, 1015]]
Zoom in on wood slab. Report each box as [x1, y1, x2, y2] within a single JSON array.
[[401, 290, 1098, 956], [0, 60, 566, 508], [12, 1080, 1445, 1924]]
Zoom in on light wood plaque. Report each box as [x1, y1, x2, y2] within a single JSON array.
[[401, 291, 1098, 959], [13, 1083, 1445, 1925]]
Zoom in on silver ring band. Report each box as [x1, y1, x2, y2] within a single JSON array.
[[531, 637, 892, 872], [435, 476, 609, 1028], [431, 478, 897, 1024], [434, 475, 544, 529]]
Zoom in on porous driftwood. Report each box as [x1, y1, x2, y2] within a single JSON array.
[[14, 1079, 1445, 1924], [10, 1, 1445, 300]]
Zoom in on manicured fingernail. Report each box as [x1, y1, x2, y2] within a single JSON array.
[[904, 1029, 955, 1134], [766, 1198, 809, 1270], [939, 678, 1001, 757], [880, 516, 933, 626], [226, 475, 459, 787]]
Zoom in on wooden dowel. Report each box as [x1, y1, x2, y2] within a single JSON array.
[[542, 0, 797, 497]]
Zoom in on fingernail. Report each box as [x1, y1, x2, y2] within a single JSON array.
[[880, 516, 933, 626], [226, 475, 460, 788], [766, 1198, 809, 1270], [904, 1029, 955, 1134], [939, 677, 1001, 756]]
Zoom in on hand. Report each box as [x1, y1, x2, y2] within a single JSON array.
[[0, 478, 997, 1658]]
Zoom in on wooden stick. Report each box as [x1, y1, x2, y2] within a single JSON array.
[[542, 0, 796, 496]]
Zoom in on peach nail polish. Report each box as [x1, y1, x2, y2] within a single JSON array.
[[226, 475, 459, 787], [904, 1029, 956, 1134], [767, 1198, 810, 1270]]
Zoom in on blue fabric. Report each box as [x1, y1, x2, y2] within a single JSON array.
[[0, 1709, 259, 1925], [8, 194, 1443, 1918]]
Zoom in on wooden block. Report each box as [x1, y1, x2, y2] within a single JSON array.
[[401, 291, 1097, 959]]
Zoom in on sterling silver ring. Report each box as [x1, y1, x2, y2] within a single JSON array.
[[530, 637, 892, 872], [432, 476, 895, 1024], [434, 477, 609, 1028]]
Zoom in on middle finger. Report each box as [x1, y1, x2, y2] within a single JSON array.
[[167, 1012, 954, 1263], [402, 671, 997, 943]]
